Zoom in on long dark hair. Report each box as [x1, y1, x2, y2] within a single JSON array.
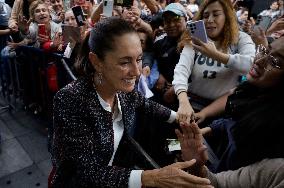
[[75, 17, 137, 76]]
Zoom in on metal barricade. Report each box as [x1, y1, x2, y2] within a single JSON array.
[[0, 45, 76, 119]]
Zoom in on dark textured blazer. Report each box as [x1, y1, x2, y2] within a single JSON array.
[[51, 76, 172, 188]]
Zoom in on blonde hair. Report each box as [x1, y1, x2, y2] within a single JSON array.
[[179, 0, 239, 51], [29, 0, 48, 21]]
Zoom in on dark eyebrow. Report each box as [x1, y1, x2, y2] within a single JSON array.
[[118, 54, 143, 61], [118, 57, 132, 62], [204, 10, 223, 14]]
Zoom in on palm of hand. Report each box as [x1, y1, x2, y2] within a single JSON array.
[[176, 123, 208, 166]]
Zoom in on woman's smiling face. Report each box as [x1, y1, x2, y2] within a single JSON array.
[[202, 1, 226, 40]]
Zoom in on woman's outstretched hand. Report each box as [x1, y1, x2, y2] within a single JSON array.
[[141, 159, 213, 188]]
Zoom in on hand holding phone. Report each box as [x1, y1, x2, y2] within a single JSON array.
[[72, 6, 86, 26], [187, 20, 208, 43], [114, 0, 133, 7], [38, 24, 47, 36], [103, 0, 114, 17]]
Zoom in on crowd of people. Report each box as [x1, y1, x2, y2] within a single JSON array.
[[0, 0, 284, 187]]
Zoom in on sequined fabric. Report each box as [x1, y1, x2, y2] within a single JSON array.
[[50, 76, 171, 187]]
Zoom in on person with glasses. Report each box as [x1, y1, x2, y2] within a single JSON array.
[[190, 36, 284, 172], [176, 121, 284, 188]]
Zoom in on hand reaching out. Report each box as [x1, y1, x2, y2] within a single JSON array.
[[251, 27, 268, 48], [142, 159, 213, 188], [266, 18, 284, 36], [18, 15, 32, 34], [177, 100, 194, 124], [176, 122, 208, 166], [52, 32, 63, 49]]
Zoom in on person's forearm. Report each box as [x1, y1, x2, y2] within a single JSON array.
[[199, 92, 231, 118], [178, 91, 189, 104], [178, 91, 193, 110], [213, 50, 229, 64], [90, 2, 103, 24], [0, 29, 11, 35], [138, 19, 153, 35], [143, 0, 159, 14], [141, 170, 157, 187]]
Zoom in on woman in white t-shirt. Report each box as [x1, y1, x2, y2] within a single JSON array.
[[172, 0, 255, 123]]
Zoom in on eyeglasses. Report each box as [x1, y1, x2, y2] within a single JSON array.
[[255, 45, 282, 72]]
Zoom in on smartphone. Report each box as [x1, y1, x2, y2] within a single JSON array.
[[187, 20, 208, 43], [253, 16, 272, 33], [72, 6, 86, 26], [38, 24, 47, 36], [114, 0, 133, 7], [103, 0, 114, 17]]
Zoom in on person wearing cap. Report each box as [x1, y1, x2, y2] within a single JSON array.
[[152, 3, 188, 109]]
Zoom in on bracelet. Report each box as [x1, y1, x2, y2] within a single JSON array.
[[177, 90, 187, 96]]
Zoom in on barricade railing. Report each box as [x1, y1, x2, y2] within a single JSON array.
[[0, 45, 77, 120]]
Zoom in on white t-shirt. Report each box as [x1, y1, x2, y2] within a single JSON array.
[[173, 31, 255, 100]]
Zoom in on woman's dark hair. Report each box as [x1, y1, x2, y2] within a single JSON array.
[[136, 28, 153, 51], [75, 17, 137, 76]]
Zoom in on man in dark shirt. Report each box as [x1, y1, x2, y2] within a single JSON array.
[[153, 3, 187, 109]]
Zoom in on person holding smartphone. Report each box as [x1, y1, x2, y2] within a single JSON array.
[[26, 0, 63, 51], [172, 0, 255, 124]]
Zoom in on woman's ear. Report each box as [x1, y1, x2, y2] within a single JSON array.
[[89, 52, 103, 72]]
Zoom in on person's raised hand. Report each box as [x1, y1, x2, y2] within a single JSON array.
[[251, 27, 268, 47], [266, 18, 284, 36], [18, 15, 32, 34], [176, 122, 208, 165], [52, 32, 63, 48]]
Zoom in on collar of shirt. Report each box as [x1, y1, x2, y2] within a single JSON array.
[[96, 92, 122, 122]]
